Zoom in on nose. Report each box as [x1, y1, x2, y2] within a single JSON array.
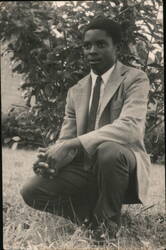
[[90, 45, 97, 55]]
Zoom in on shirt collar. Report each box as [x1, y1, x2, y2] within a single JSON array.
[[90, 64, 115, 88]]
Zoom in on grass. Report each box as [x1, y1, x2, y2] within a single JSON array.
[[2, 147, 166, 250]]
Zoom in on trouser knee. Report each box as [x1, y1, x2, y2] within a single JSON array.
[[97, 141, 135, 174], [97, 142, 122, 165], [20, 184, 35, 208]]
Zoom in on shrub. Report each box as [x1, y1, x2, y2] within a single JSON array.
[[0, 1, 164, 162]]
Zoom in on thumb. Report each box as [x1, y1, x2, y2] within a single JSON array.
[[37, 147, 48, 153]]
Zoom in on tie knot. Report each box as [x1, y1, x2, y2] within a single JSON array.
[[96, 75, 102, 85]]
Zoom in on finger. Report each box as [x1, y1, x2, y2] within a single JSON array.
[[48, 168, 55, 173], [48, 168, 58, 176], [47, 158, 56, 167], [37, 147, 48, 153], [35, 168, 46, 177], [33, 160, 40, 170], [38, 162, 49, 168], [37, 152, 46, 159]]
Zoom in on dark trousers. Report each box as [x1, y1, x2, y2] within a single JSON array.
[[20, 142, 136, 225]]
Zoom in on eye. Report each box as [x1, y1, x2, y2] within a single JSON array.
[[96, 41, 106, 48], [83, 42, 91, 50]]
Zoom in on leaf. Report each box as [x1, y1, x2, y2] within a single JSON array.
[[127, 0, 135, 6], [135, 32, 149, 44], [30, 48, 43, 55], [45, 129, 51, 139], [12, 136, 21, 142], [44, 84, 54, 97], [12, 63, 23, 73], [64, 71, 72, 79], [50, 131, 58, 141], [148, 63, 163, 69], [147, 52, 155, 65], [128, 43, 139, 56], [12, 19, 24, 28], [30, 95, 36, 106], [140, 240, 151, 247]]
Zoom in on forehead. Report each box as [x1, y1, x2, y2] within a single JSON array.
[[84, 29, 112, 41]]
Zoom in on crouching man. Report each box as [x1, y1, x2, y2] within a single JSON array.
[[21, 17, 151, 243]]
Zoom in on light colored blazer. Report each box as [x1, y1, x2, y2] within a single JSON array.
[[58, 60, 151, 205]]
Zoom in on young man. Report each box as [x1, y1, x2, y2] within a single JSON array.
[[21, 17, 151, 241]]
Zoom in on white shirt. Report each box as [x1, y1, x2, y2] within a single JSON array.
[[89, 65, 115, 128]]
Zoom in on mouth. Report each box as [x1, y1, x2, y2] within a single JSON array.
[[89, 58, 101, 64]]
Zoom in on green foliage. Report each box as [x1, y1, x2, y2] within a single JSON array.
[[0, 1, 164, 162]]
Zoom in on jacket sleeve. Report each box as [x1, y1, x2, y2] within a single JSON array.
[[78, 70, 150, 156], [56, 87, 77, 143]]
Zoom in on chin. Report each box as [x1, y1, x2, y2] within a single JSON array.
[[90, 64, 102, 74]]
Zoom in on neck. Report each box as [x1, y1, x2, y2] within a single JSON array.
[[92, 63, 115, 76], [91, 59, 117, 75]]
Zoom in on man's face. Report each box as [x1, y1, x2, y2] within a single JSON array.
[[83, 29, 117, 75]]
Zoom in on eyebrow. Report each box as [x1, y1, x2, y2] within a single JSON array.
[[83, 39, 106, 43]]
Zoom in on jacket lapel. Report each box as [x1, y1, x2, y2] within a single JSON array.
[[98, 60, 128, 120], [74, 61, 128, 134], [75, 74, 91, 134]]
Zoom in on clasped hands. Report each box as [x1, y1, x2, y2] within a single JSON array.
[[33, 138, 81, 179]]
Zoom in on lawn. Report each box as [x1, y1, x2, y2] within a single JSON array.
[[2, 147, 166, 250]]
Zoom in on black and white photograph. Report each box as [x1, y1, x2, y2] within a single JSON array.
[[1, 1, 165, 249]]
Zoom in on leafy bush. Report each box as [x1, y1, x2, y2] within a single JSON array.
[[0, 1, 164, 162], [2, 106, 44, 149], [145, 121, 165, 163]]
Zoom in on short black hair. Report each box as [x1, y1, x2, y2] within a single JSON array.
[[84, 17, 121, 45]]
